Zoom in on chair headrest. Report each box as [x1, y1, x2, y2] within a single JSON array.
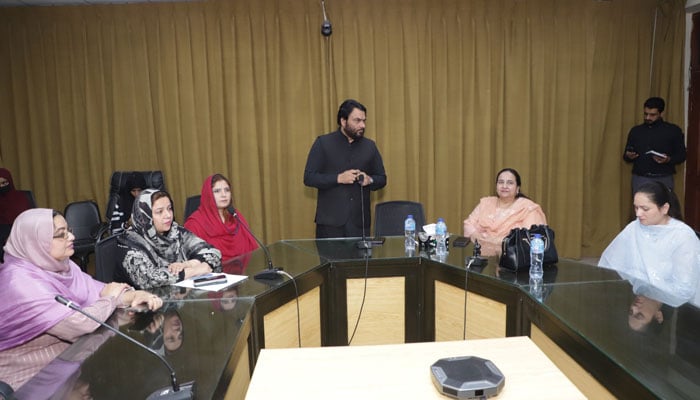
[[109, 171, 166, 195]]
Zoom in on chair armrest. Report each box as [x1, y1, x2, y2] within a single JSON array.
[[92, 222, 110, 241]]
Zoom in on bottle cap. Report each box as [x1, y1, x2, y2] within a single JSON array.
[[438, 218, 444, 222], [407, 214, 413, 219], [533, 233, 542, 238]]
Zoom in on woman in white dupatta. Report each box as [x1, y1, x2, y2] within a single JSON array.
[[599, 181, 700, 307]]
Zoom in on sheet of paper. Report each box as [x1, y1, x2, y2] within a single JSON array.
[[645, 150, 666, 157], [174, 273, 248, 292]]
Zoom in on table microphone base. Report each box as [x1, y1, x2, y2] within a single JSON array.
[[467, 256, 488, 268], [146, 381, 195, 400], [356, 240, 373, 249], [254, 267, 284, 280]]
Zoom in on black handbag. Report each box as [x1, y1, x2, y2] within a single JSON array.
[[499, 224, 558, 271]]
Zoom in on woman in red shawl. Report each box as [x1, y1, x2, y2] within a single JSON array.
[[184, 174, 258, 260], [0, 168, 31, 225]]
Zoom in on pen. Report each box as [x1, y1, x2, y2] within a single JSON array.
[[194, 278, 228, 287]]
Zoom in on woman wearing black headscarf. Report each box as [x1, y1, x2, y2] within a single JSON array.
[[116, 189, 222, 289]]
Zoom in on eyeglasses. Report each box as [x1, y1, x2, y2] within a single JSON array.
[[52, 227, 74, 240]]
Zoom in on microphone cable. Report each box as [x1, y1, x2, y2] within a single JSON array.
[[348, 251, 370, 346], [355, 174, 371, 249], [277, 270, 302, 348], [348, 175, 370, 345], [463, 258, 474, 340]]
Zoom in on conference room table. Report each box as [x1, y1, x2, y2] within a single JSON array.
[[14, 236, 700, 399]]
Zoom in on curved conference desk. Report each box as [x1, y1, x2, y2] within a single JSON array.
[[15, 237, 700, 399]]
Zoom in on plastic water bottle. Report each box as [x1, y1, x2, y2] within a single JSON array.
[[404, 214, 416, 251], [530, 233, 544, 279], [435, 218, 448, 258], [529, 277, 544, 302]]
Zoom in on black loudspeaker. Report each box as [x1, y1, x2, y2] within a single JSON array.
[[430, 356, 505, 399]]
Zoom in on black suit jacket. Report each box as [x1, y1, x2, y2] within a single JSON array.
[[303, 130, 387, 228]]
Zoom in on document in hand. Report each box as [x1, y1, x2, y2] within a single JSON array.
[[174, 273, 248, 292], [645, 150, 666, 158]]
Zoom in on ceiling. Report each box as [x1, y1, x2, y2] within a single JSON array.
[[0, 0, 192, 6]]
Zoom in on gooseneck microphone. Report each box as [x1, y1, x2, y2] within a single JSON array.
[[355, 174, 373, 250], [54, 295, 195, 400], [228, 206, 284, 280], [467, 239, 488, 267]]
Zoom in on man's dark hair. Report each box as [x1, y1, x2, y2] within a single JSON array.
[[336, 99, 367, 126], [644, 97, 665, 113]]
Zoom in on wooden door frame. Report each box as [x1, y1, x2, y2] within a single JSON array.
[[685, 12, 700, 231]]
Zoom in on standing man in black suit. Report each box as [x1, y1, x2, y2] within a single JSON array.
[[304, 99, 387, 238], [623, 97, 686, 193]]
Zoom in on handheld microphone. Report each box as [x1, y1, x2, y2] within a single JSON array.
[[355, 175, 372, 250], [54, 295, 195, 400], [228, 206, 284, 280]]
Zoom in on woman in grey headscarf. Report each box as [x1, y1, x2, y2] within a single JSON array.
[[116, 189, 221, 289]]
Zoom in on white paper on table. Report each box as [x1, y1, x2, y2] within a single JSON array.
[[173, 273, 248, 292], [423, 223, 436, 236]]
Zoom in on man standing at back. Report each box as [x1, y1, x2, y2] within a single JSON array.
[[623, 97, 686, 192], [304, 99, 387, 238]]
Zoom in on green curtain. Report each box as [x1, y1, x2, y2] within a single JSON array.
[[0, 0, 686, 258]]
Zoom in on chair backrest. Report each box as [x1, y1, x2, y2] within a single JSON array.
[[105, 170, 166, 226], [373, 201, 426, 237], [0, 380, 14, 400], [184, 195, 201, 221], [108, 170, 166, 196], [64, 200, 102, 242], [20, 190, 37, 208], [95, 233, 123, 283]]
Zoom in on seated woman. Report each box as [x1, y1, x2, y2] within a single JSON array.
[[184, 174, 258, 260], [0, 168, 32, 225], [599, 181, 700, 306], [0, 168, 33, 259], [462, 168, 548, 256], [117, 189, 222, 289], [0, 209, 162, 390]]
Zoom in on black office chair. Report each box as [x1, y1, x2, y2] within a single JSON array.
[[0, 380, 13, 400], [64, 200, 105, 272], [104, 170, 166, 235], [183, 195, 201, 221], [373, 201, 426, 237], [94, 233, 124, 283]]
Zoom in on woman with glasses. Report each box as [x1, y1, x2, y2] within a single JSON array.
[[117, 189, 222, 289], [184, 174, 258, 260], [462, 168, 548, 256], [0, 209, 162, 390]]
